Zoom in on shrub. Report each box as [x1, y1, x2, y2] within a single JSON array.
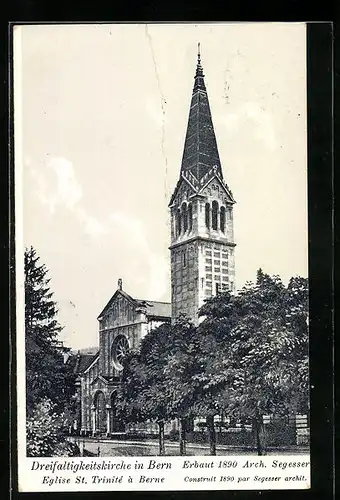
[[26, 398, 79, 457]]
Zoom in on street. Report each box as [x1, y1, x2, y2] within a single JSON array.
[[71, 437, 309, 457]]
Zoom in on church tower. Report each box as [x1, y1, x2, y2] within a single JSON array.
[[169, 45, 236, 323]]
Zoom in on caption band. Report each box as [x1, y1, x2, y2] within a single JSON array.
[[19, 456, 310, 491]]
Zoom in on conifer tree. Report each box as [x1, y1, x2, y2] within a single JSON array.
[[25, 246, 75, 416]]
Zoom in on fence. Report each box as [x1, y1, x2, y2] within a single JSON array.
[[74, 414, 310, 448]]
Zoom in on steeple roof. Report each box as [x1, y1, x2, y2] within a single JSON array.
[[180, 44, 223, 183], [169, 45, 235, 208]]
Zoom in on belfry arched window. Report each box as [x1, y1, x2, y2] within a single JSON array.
[[188, 203, 193, 232], [177, 208, 181, 235], [205, 203, 210, 229], [220, 206, 226, 233], [212, 201, 218, 230], [182, 203, 188, 232]]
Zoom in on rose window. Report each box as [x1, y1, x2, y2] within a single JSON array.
[[111, 335, 129, 370]]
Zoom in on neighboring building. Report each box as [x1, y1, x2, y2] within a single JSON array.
[[67, 351, 97, 432], [77, 48, 235, 435], [51, 339, 72, 364]]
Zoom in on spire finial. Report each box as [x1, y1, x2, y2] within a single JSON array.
[[118, 278, 122, 291], [194, 42, 205, 88]]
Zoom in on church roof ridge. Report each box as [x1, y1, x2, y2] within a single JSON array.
[[135, 298, 171, 319], [135, 298, 171, 305]]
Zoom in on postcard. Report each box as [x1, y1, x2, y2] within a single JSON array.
[[14, 22, 310, 492]]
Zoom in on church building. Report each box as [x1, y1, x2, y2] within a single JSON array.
[[78, 281, 171, 434], [77, 47, 236, 435]]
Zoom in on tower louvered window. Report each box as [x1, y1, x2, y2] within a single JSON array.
[[220, 206, 226, 233], [177, 208, 181, 235], [212, 201, 218, 230], [182, 203, 188, 232], [205, 203, 210, 228], [188, 203, 193, 232]]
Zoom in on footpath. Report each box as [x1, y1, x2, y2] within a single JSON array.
[[69, 436, 309, 456]]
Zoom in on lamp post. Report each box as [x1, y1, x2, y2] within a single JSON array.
[[106, 404, 112, 436], [91, 404, 96, 437]]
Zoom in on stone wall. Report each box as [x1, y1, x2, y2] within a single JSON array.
[[171, 240, 200, 322]]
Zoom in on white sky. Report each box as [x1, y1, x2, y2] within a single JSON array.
[[15, 23, 308, 349]]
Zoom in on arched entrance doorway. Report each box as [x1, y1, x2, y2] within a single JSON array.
[[110, 391, 125, 433], [93, 391, 106, 434]]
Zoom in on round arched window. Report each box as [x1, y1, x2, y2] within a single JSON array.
[[111, 335, 129, 370]]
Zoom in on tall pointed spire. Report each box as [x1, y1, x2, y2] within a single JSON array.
[[180, 46, 223, 182]]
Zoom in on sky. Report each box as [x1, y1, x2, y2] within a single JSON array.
[[15, 23, 308, 350]]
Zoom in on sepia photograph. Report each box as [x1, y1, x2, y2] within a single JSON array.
[[14, 22, 310, 491]]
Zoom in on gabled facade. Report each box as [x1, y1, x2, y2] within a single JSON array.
[[79, 280, 171, 435], [169, 47, 236, 323]]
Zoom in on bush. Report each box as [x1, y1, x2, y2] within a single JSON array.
[[263, 422, 296, 447], [27, 398, 80, 457]]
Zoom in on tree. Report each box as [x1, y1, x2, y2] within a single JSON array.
[[138, 323, 175, 455], [117, 323, 173, 455], [119, 318, 202, 456], [117, 271, 309, 456], [162, 313, 236, 456], [275, 275, 309, 413], [116, 351, 148, 425], [196, 291, 241, 455], [25, 246, 76, 415], [163, 317, 200, 455], [198, 271, 309, 455]]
